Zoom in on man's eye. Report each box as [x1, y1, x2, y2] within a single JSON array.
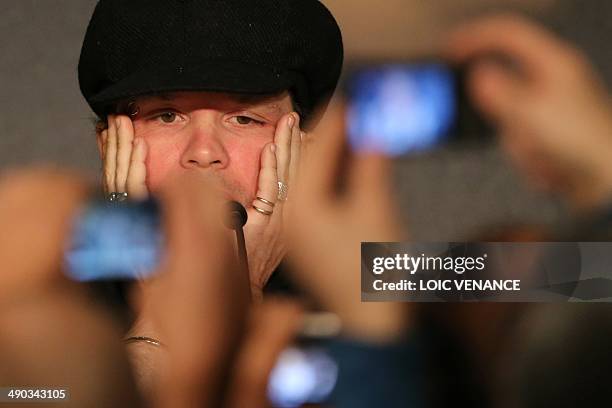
[[158, 112, 177, 123], [233, 116, 263, 126]]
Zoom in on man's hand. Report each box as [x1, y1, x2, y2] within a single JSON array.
[[97, 115, 149, 200], [0, 170, 87, 297], [226, 298, 303, 408], [136, 174, 251, 408], [244, 112, 303, 299], [286, 105, 412, 343], [448, 14, 612, 210], [0, 169, 141, 407]]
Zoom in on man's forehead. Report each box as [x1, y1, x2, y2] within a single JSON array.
[[137, 91, 290, 111]]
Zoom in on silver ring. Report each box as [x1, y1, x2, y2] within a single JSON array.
[[277, 181, 289, 202], [108, 192, 128, 203]]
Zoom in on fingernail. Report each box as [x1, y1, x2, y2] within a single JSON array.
[[271, 144, 277, 153], [287, 115, 295, 130], [300, 131, 305, 141], [133, 137, 141, 147]]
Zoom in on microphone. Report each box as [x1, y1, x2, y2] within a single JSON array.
[[224, 201, 248, 230], [224, 201, 250, 287]]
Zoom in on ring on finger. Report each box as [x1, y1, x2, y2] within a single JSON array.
[[108, 192, 128, 203], [253, 204, 274, 216], [256, 196, 275, 207], [277, 181, 289, 202]]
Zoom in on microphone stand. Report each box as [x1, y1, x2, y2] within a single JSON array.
[[234, 225, 250, 279]]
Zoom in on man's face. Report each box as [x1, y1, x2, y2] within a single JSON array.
[[131, 91, 293, 206]]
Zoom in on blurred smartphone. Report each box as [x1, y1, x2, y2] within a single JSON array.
[[64, 199, 163, 283], [63, 200, 163, 324], [268, 336, 338, 408], [344, 60, 490, 156]]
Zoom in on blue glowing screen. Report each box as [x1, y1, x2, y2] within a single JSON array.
[[346, 64, 457, 156]]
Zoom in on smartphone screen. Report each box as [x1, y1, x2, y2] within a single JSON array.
[[64, 200, 163, 282], [268, 342, 338, 407], [345, 62, 487, 156]]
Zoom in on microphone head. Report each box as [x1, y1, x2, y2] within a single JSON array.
[[224, 201, 248, 229]]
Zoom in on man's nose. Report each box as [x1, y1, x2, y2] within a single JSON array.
[[180, 123, 229, 170]]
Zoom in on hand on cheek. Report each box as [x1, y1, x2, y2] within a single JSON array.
[[99, 115, 150, 201], [243, 112, 303, 296]]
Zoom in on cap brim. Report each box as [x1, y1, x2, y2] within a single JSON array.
[[89, 60, 294, 115]]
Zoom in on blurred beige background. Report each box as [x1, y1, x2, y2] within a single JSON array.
[[325, 0, 553, 58], [0, 0, 609, 238]]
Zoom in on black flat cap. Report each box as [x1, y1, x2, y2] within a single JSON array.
[[78, 0, 343, 126]]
